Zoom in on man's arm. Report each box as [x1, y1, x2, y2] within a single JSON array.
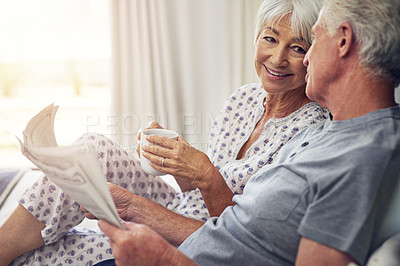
[[83, 183, 204, 246], [296, 237, 356, 266], [127, 191, 204, 246], [99, 220, 197, 266]]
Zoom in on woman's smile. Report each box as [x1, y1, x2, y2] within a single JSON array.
[[265, 65, 293, 80]]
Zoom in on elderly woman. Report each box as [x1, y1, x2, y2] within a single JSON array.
[[0, 0, 327, 265]]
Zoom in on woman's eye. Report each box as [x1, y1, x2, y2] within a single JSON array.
[[293, 46, 306, 54], [263, 36, 276, 43]]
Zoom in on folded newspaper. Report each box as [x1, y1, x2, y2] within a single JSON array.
[[17, 104, 124, 229]]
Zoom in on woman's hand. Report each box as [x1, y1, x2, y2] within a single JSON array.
[[107, 183, 139, 221], [135, 121, 164, 157], [141, 135, 217, 191], [81, 183, 138, 222], [142, 136, 235, 216]]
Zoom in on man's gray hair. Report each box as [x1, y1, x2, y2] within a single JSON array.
[[321, 0, 400, 86], [255, 0, 323, 45]]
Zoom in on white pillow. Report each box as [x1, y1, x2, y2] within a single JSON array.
[[366, 232, 400, 266]]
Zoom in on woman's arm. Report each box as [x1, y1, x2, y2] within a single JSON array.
[[195, 164, 235, 217]]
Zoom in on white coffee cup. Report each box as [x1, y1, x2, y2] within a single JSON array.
[[140, 128, 179, 176]]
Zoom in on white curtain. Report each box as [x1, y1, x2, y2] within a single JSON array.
[[110, 0, 262, 152]]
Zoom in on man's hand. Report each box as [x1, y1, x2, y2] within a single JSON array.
[[98, 220, 196, 266]]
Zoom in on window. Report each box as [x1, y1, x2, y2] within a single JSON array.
[[0, 0, 111, 168]]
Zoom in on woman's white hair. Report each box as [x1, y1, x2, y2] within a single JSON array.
[[320, 0, 400, 86], [255, 0, 323, 45]]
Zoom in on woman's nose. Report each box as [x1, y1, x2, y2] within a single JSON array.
[[270, 46, 288, 67]]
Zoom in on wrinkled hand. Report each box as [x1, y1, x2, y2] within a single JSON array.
[[82, 183, 137, 222], [99, 220, 194, 266], [141, 135, 217, 191], [136, 121, 164, 157]]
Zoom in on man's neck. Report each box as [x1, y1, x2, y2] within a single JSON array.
[[328, 69, 396, 121]]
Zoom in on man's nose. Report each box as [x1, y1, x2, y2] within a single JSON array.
[[303, 51, 309, 67]]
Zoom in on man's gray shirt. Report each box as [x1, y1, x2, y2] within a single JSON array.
[[179, 105, 400, 265]]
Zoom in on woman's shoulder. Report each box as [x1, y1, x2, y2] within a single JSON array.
[[231, 82, 263, 96], [227, 83, 265, 103], [287, 102, 330, 128], [223, 83, 265, 109], [299, 102, 330, 118], [274, 102, 329, 127]]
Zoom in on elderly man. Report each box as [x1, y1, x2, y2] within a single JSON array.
[[96, 0, 400, 265]]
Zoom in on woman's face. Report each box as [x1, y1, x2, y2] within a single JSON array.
[[255, 16, 310, 95]]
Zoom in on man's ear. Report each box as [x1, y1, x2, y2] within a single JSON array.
[[337, 22, 353, 58]]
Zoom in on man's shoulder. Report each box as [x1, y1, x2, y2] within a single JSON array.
[[305, 105, 400, 143]]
